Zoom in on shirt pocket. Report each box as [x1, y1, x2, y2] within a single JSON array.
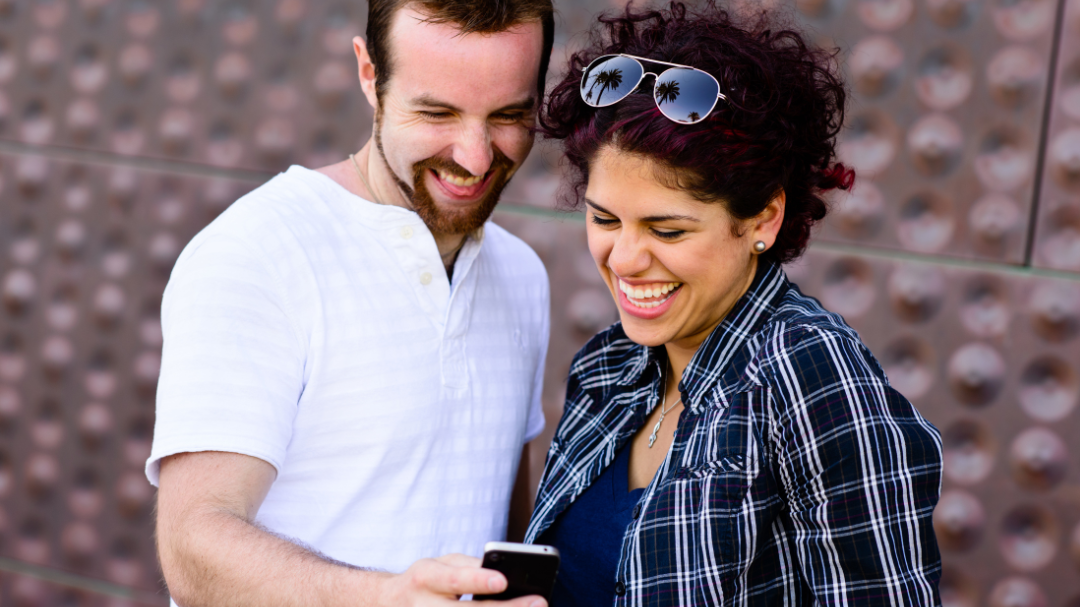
[[673, 452, 751, 479]]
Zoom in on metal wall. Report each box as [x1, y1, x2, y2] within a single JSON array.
[[0, 0, 1076, 605]]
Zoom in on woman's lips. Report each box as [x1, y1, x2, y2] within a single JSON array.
[[615, 278, 683, 319]]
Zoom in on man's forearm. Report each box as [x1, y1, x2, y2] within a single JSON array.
[[160, 506, 388, 607]]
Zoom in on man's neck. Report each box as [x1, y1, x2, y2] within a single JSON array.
[[436, 232, 467, 280], [316, 141, 470, 279], [353, 140, 412, 210]]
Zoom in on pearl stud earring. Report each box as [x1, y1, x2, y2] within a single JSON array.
[[753, 240, 766, 253]]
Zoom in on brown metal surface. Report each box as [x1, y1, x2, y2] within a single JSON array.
[[0, 0, 1077, 605], [1032, 0, 1080, 273], [796, 0, 1058, 264], [0, 151, 257, 604], [0, 1, 374, 174]]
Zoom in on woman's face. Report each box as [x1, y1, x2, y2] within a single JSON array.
[[585, 146, 780, 353]]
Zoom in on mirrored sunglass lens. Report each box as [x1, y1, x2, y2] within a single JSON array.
[[654, 68, 719, 124], [580, 56, 643, 107]]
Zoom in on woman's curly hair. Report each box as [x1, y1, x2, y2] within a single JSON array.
[[541, 1, 854, 265]]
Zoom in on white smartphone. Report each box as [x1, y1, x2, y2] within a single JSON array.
[[472, 541, 560, 601]]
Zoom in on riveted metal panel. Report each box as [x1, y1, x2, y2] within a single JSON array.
[[0, 151, 258, 605], [1032, 0, 1080, 274], [794, 0, 1059, 264], [0, 1, 373, 173]]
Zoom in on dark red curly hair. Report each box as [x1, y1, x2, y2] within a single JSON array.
[[541, 1, 854, 265]]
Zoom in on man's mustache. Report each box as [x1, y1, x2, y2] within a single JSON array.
[[413, 149, 515, 181]]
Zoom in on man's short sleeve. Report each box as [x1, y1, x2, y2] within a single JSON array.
[[145, 235, 306, 486]]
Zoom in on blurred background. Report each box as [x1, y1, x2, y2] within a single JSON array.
[[0, 0, 1077, 605]]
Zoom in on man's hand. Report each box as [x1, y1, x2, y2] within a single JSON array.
[[377, 554, 546, 606], [156, 451, 546, 607]]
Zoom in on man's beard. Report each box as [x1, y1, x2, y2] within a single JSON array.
[[375, 121, 516, 235]]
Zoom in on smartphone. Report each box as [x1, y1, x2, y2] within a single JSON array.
[[472, 541, 560, 601]]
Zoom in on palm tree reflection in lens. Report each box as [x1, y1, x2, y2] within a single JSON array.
[[655, 80, 680, 105], [591, 68, 624, 104], [656, 79, 705, 124]]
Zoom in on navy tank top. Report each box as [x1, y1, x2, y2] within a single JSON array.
[[540, 444, 644, 606]]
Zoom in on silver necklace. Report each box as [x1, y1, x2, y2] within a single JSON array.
[[648, 366, 682, 448], [349, 153, 466, 267], [349, 153, 382, 205]]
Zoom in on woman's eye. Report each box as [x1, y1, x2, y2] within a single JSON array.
[[652, 229, 684, 240], [590, 215, 618, 226]]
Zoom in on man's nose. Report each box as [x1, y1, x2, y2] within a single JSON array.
[[452, 122, 495, 178]]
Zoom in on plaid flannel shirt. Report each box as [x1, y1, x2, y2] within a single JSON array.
[[525, 261, 943, 606]]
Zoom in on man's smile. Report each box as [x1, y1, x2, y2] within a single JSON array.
[[429, 167, 495, 200]]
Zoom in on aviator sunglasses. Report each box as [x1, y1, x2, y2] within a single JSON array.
[[579, 54, 727, 125]]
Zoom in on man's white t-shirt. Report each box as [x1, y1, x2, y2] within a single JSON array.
[[146, 165, 549, 573]]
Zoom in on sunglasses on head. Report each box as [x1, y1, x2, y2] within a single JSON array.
[[579, 54, 727, 125]]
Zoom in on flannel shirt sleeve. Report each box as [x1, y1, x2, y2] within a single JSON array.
[[770, 326, 943, 606]]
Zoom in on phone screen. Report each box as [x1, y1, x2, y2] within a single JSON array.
[[472, 546, 560, 600]]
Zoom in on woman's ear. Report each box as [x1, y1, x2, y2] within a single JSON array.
[[353, 36, 379, 111], [751, 189, 786, 251]]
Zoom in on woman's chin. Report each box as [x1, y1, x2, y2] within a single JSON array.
[[617, 317, 673, 347]]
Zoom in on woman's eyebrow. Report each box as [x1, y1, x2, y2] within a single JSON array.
[[585, 198, 700, 222]]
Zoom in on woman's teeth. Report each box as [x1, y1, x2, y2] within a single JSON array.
[[618, 279, 681, 308], [437, 169, 483, 187]]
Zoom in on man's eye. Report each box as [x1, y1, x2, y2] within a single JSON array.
[[590, 215, 618, 226], [419, 111, 452, 119], [652, 229, 684, 240]]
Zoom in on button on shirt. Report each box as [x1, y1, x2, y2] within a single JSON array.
[[526, 262, 943, 606], [147, 166, 549, 580]]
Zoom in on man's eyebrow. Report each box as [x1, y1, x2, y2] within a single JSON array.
[[410, 95, 537, 114], [493, 98, 537, 113], [585, 198, 700, 222], [411, 95, 463, 112]]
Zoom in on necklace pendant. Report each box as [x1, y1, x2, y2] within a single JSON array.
[[648, 419, 662, 448]]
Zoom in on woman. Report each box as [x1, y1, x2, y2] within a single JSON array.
[[524, 3, 942, 605]]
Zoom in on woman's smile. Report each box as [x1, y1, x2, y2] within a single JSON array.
[[585, 146, 767, 353], [615, 276, 684, 317]]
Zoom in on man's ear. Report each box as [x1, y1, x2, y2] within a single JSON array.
[[751, 189, 786, 251], [353, 36, 379, 110]]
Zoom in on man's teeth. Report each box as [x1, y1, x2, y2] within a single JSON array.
[[618, 279, 681, 308], [437, 170, 483, 187]]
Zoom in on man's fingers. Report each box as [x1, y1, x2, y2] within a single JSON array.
[[473, 596, 547, 607], [434, 553, 481, 568], [412, 556, 507, 595]]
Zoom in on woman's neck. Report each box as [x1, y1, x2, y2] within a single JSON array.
[[663, 345, 693, 394]]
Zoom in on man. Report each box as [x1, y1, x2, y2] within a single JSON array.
[[147, 1, 554, 604]]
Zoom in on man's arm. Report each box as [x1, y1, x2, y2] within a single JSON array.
[[157, 451, 545, 607]]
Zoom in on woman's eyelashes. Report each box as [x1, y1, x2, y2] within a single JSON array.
[[651, 229, 684, 240], [589, 214, 686, 239]]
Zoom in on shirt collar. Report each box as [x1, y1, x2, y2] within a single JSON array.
[[616, 261, 789, 405]]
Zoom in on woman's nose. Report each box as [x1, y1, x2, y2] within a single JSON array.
[[607, 231, 651, 277]]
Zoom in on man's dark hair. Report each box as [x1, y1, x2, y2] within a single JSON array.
[[366, 0, 555, 101]]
